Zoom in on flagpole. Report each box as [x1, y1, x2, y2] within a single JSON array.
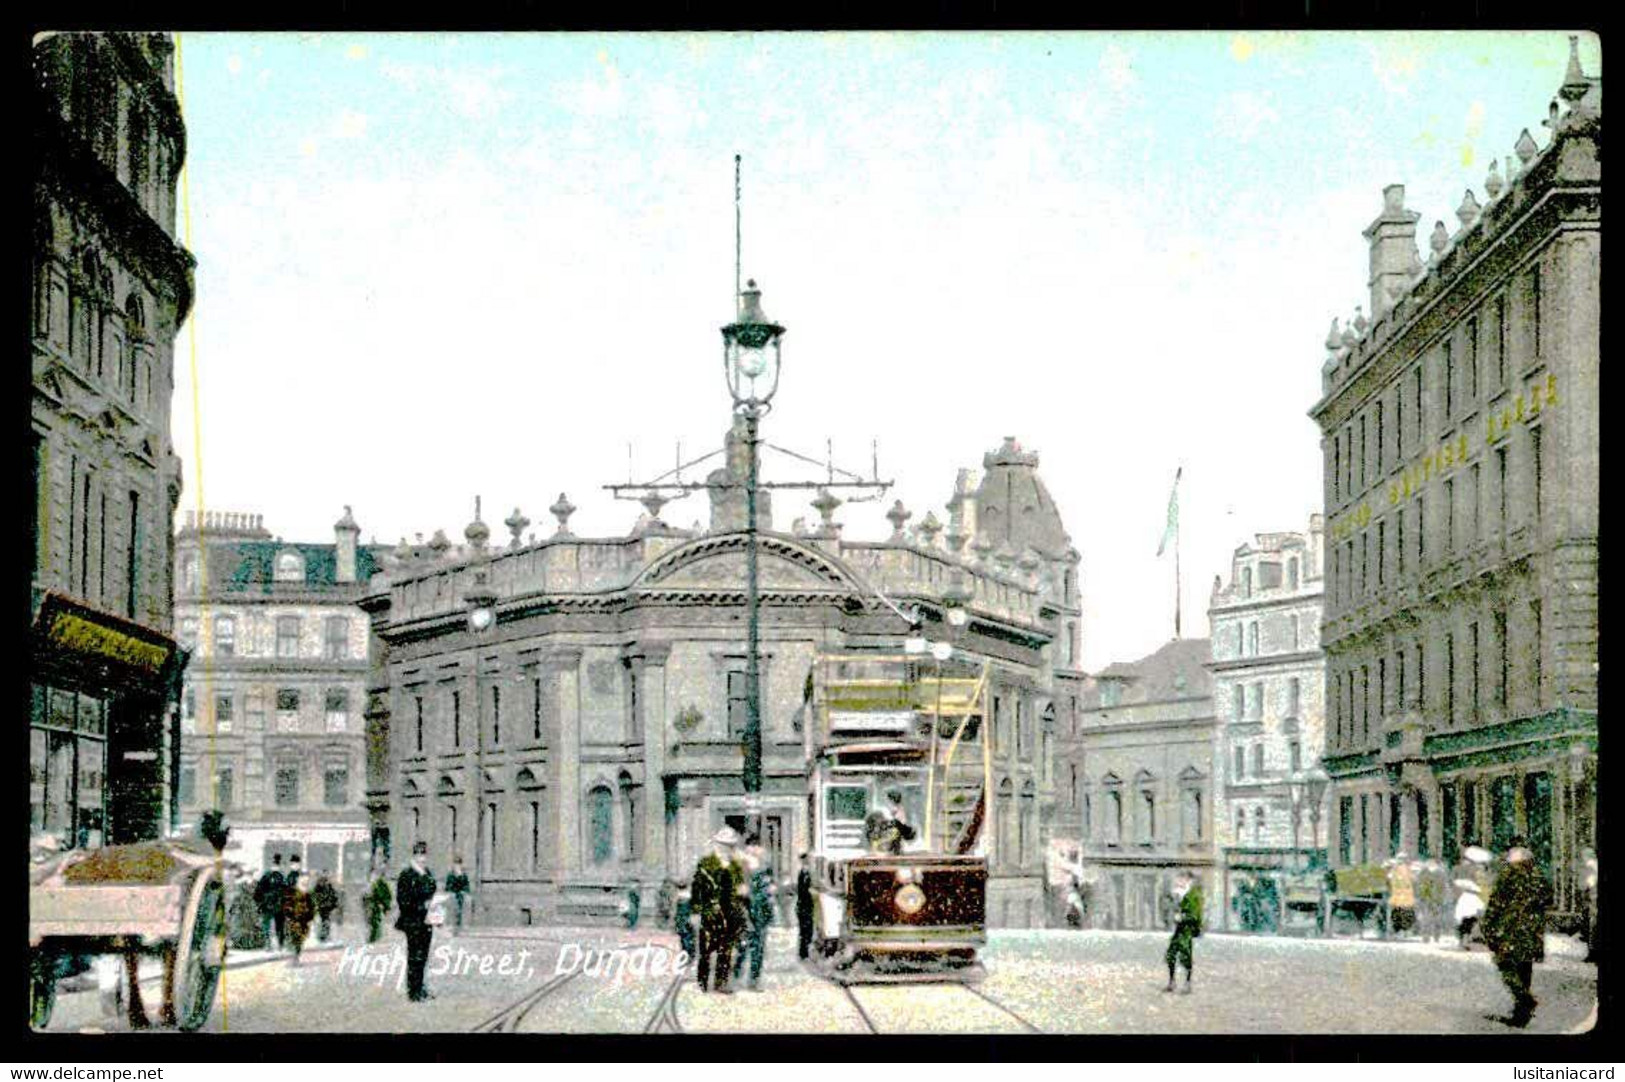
[[1175, 502, 1182, 640]]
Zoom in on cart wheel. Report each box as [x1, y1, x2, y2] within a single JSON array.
[[170, 869, 228, 1031], [29, 963, 56, 1029]]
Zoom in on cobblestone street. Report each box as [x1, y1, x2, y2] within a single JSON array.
[[40, 928, 1596, 1036]]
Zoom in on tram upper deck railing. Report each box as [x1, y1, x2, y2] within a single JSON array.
[[809, 652, 988, 747]]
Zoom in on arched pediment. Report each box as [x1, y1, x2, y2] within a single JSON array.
[[633, 532, 866, 594], [1177, 765, 1205, 782]]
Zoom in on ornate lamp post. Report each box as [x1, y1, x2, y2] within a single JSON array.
[[721, 279, 786, 821], [462, 504, 497, 923], [1288, 772, 1306, 873], [1304, 766, 1330, 866]]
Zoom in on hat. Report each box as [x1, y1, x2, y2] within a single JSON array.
[[712, 826, 742, 848], [1463, 845, 1492, 864], [412, 840, 429, 855]]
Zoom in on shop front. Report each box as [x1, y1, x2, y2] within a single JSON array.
[[29, 591, 186, 848]]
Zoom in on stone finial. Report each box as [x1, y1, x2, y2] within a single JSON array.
[[550, 493, 576, 537], [1340, 322, 1358, 348], [428, 529, 451, 558], [1543, 99, 1560, 132], [885, 499, 912, 542], [970, 533, 995, 567], [1484, 158, 1504, 200], [335, 505, 359, 532], [1324, 318, 1342, 352], [638, 490, 669, 527], [527, 532, 536, 546], [1456, 189, 1481, 230], [1560, 34, 1589, 101], [393, 537, 412, 564], [993, 541, 1018, 577], [464, 496, 490, 553], [1352, 305, 1368, 336], [917, 510, 943, 548], [791, 516, 809, 537], [504, 506, 530, 548], [810, 487, 843, 539], [944, 527, 967, 555], [1017, 547, 1042, 586], [1515, 128, 1539, 165], [1429, 220, 1449, 258]]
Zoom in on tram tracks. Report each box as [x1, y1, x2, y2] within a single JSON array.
[[840, 980, 1041, 1035], [471, 969, 581, 1033]]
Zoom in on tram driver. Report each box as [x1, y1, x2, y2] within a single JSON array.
[[864, 789, 918, 855]]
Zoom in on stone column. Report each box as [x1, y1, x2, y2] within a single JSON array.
[[546, 648, 583, 880], [628, 643, 672, 883]]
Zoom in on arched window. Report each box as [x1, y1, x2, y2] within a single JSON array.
[[1253, 805, 1267, 843], [274, 550, 305, 582], [1139, 788, 1156, 844], [1247, 622, 1259, 657], [618, 770, 639, 861], [587, 785, 614, 865]]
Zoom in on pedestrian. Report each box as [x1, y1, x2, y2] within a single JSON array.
[[1415, 860, 1445, 943], [863, 789, 917, 855], [1454, 845, 1493, 949], [673, 881, 697, 962], [311, 873, 340, 943], [395, 841, 439, 1002], [731, 838, 776, 991], [282, 857, 316, 965], [1579, 847, 1598, 963], [444, 856, 471, 936], [690, 826, 744, 994], [795, 852, 816, 960], [254, 855, 287, 951], [1162, 871, 1204, 994], [1481, 836, 1553, 1028], [1386, 852, 1416, 937], [364, 862, 393, 945]]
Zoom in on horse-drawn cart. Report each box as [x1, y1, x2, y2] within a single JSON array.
[[30, 838, 229, 1031]]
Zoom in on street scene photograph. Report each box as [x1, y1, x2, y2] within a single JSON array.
[[27, 28, 1599, 1049]]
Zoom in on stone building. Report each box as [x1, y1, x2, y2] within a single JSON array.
[[1309, 39, 1598, 926], [361, 434, 1084, 927], [30, 32, 194, 847], [1208, 517, 1328, 931], [1065, 639, 1217, 931], [173, 508, 389, 885]]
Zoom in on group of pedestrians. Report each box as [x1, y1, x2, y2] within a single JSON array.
[[683, 827, 778, 994], [251, 854, 341, 964]]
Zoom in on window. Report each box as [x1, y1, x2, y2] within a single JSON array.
[[1416, 495, 1426, 564], [1252, 682, 1263, 719], [1411, 366, 1424, 448], [1289, 740, 1302, 772], [1443, 479, 1455, 552], [726, 669, 750, 738], [1530, 429, 1542, 525], [216, 767, 234, 810], [1444, 633, 1456, 727], [179, 617, 198, 651], [276, 689, 299, 733], [1358, 414, 1367, 490], [324, 767, 348, 807], [1242, 567, 1253, 598], [1236, 807, 1248, 841], [1106, 789, 1123, 845], [1465, 316, 1479, 402], [1528, 262, 1542, 363], [179, 553, 198, 593], [486, 802, 498, 871], [1138, 789, 1155, 845], [323, 616, 349, 660], [1443, 338, 1455, 417], [125, 491, 139, 619], [1234, 745, 1245, 779], [1377, 657, 1387, 717], [587, 786, 614, 864], [1415, 642, 1426, 714], [1083, 792, 1093, 839], [325, 689, 348, 733], [183, 688, 196, 720], [1246, 622, 1258, 657], [1288, 558, 1299, 590], [1468, 463, 1481, 544], [1376, 400, 1386, 474], [274, 551, 304, 583], [1493, 296, 1507, 387], [179, 767, 196, 806], [1396, 650, 1407, 711], [529, 801, 542, 871], [533, 677, 543, 741], [214, 616, 235, 657], [1252, 744, 1265, 777], [1377, 519, 1387, 587], [1469, 622, 1481, 722], [274, 765, 300, 807], [1359, 665, 1370, 742], [1495, 610, 1509, 710], [414, 695, 424, 754], [1529, 600, 1543, 706], [1288, 677, 1301, 716], [1099, 681, 1121, 709], [452, 689, 462, 747], [1339, 796, 1353, 865], [276, 616, 301, 658], [1397, 508, 1406, 577], [1331, 441, 1341, 502], [1182, 787, 1203, 844], [491, 686, 502, 746], [215, 694, 233, 733], [1232, 686, 1243, 723], [1254, 806, 1267, 844]]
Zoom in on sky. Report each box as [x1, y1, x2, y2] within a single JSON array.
[[169, 30, 1601, 673]]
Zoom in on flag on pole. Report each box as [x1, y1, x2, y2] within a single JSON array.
[[1156, 467, 1182, 557]]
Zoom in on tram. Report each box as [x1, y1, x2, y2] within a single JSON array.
[[803, 651, 993, 983]]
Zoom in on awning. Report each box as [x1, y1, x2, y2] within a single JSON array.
[[30, 591, 187, 700]]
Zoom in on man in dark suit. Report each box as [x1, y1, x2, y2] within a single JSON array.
[[395, 841, 439, 1002], [795, 851, 816, 960], [1482, 837, 1554, 1027], [255, 855, 286, 951], [1163, 872, 1204, 994], [691, 827, 744, 993]]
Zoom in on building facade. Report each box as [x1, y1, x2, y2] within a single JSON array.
[[30, 32, 194, 847], [1208, 518, 1328, 931], [1310, 40, 1599, 926], [362, 433, 1084, 927], [173, 508, 387, 885], [1064, 639, 1218, 931]]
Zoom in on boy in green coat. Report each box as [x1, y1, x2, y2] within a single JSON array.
[[1163, 872, 1204, 994]]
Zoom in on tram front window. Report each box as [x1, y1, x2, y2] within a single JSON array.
[[824, 785, 870, 850]]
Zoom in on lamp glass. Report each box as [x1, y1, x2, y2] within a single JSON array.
[[904, 635, 927, 655], [947, 607, 968, 628], [931, 640, 953, 662], [468, 607, 495, 633], [735, 344, 769, 380]]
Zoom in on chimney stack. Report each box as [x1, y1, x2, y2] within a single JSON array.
[[1363, 184, 1421, 319], [334, 505, 360, 584]]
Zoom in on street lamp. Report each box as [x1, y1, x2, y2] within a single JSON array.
[[464, 569, 497, 634], [1287, 772, 1306, 872], [721, 279, 787, 821], [1304, 766, 1330, 866]]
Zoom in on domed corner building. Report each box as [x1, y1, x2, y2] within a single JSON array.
[[359, 433, 1086, 928]]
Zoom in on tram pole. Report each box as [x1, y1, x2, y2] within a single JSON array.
[[743, 404, 763, 835]]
